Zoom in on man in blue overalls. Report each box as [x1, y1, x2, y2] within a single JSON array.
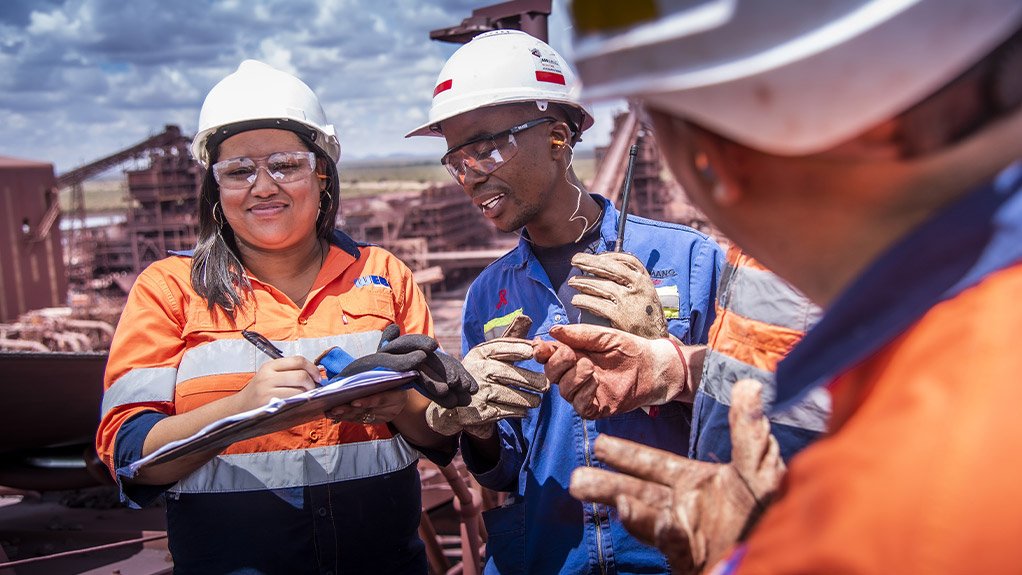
[[407, 30, 723, 574]]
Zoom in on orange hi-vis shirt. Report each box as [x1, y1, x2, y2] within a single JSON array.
[[691, 245, 826, 464], [714, 167, 1022, 573], [730, 263, 1022, 573], [96, 235, 434, 499]]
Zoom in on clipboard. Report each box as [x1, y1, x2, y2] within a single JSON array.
[[129, 369, 417, 473]]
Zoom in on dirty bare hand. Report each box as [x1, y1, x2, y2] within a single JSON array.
[[535, 323, 689, 418]]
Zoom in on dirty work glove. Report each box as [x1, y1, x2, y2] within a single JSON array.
[[568, 251, 669, 340], [426, 316, 548, 439], [534, 323, 700, 419], [569, 379, 785, 574], [319, 324, 477, 408]]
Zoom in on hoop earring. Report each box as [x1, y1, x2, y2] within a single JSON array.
[[212, 201, 225, 228]]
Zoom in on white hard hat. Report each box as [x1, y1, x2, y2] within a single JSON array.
[[406, 30, 595, 138], [571, 0, 1022, 156], [191, 59, 341, 167]]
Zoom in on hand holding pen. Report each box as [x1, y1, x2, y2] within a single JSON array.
[[243, 328, 326, 383], [235, 330, 323, 410]]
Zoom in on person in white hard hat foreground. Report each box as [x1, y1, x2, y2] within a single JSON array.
[[409, 30, 724, 574], [96, 60, 485, 574], [547, 0, 1022, 572]]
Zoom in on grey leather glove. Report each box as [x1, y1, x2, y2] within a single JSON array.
[[426, 316, 548, 438], [569, 251, 669, 340]]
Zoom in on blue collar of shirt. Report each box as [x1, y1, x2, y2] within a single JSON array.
[[169, 228, 361, 259], [502, 194, 619, 269], [775, 162, 1022, 411]]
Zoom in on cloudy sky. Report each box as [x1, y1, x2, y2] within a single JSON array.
[[0, 0, 625, 174]]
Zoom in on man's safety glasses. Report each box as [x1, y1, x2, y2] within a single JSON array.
[[212, 151, 317, 190], [441, 117, 556, 184]]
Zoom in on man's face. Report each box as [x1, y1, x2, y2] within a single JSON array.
[[441, 105, 555, 233]]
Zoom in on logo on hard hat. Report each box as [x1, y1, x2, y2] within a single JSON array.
[[533, 50, 565, 85]]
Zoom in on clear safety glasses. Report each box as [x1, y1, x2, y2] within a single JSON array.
[[212, 151, 317, 190], [441, 117, 556, 184]]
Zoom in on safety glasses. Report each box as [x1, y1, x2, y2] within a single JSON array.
[[212, 151, 317, 190], [441, 117, 556, 184]]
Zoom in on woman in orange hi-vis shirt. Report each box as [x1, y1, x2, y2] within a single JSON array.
[[561, 1, 1022, 574], [95, 60, 473, 575]]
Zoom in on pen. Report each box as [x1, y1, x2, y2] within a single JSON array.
[[241, 329, 285, 359]]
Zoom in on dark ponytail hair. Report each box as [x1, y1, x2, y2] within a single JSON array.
[[189, 132, 341, 319]]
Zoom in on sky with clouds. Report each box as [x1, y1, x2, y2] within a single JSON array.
[[0, 0, 625, 174]]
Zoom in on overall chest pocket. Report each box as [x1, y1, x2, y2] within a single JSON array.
[[335, 289, 397, 333], [176, 309, 256, 413]]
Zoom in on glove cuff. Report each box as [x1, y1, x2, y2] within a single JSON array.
[[642, 338, 690, 405], [464, 423, 494, 440]]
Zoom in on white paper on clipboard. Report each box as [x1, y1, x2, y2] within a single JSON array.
[[129, 369, 417, 474]]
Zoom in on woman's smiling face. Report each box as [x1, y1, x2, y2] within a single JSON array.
[[216, 128, 324, 254]]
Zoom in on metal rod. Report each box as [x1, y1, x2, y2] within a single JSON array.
[[613, 143, 640, 252], [0, 533, 168, 569]]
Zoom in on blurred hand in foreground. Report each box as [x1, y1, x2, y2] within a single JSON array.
[[569, 379, 785, 573]]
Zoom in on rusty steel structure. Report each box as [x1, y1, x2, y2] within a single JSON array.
[[0, 157, 67, 324], [430, 0, 552, 44], [340, 182, 510, 296], [592, 110, 674, 221], [341, 184, 500, 253], [0, 352, 108, 490], [59, 125, 199, 286], [592, 109, 722, 238]]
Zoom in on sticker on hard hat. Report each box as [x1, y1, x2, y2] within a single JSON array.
[[434, 79, 453, 98], [536, 71, 565, 85], [533, 48, 565, 85]]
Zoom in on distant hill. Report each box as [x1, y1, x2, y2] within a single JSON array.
[[340, 150, 597, 187], [342, 147, 596, 168]]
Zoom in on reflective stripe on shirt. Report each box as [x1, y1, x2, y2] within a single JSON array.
[[101, 366, 177, 415], [701, 349, 830, 432], [718, 256, 822, 332], [700, 246, 828, 434], [482, 307, 524, 341], [101, 332, 386, 417], [177, 331, 383, 383], [169, 435, 420, 493]]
